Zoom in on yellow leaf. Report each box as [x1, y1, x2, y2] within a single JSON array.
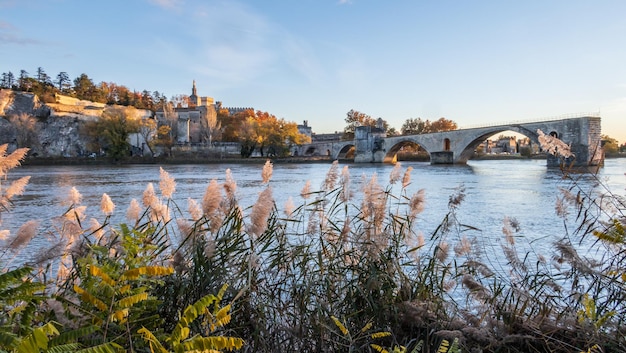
[[331, 316, 348, 336]]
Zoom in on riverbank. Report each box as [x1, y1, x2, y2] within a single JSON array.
[[21, 152, 625, 166], [21, 154, 335, 166]]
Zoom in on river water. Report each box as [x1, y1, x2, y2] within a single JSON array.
[[2, 158, 626, 265]]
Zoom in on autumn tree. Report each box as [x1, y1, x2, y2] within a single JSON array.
[[220, 109, 253, 142], [238, 117, 259, 158], [429, 117, 458, 132], [200, 106, 220, 145], [82, 107, 139, 160], [401, 117, 458, 135], [8, 113, 39, 149]]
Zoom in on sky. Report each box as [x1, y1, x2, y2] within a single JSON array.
[[1, 0, 626, 143]]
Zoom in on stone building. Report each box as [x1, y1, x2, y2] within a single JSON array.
[[155, 81, 217, 144]]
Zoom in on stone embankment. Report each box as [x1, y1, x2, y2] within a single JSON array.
[[0, 90, 150, 158]]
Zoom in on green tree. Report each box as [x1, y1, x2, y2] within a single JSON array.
[[55, 72, 71, 93], [73, 73, 105, 102], [83, 107, 139, 160], [602, 135, 619, 154], [17, 70, 30, 91], [1, 71, 15, 88], [401, 118, 428, 135]]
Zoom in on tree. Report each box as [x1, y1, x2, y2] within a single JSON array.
[[36, 67, 51, 86], [602, 135, 619, 154], [138, 118, 157, 155], [82, 107, 139, 160], [401, 118, 428, 135], [73, 73, 105, 102], [18, 70, 30, 91], [8, 113, 39, 148], [200, 106, 220, 145], [401, 117, 458, 135], [1, 71, 15, 89], [154, 125, 173, 155], [55, 71, 71, 93], [342, 109, 377, 140], [429, 117, 458, 132]]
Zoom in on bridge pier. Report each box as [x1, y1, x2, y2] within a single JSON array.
[[430, 151, 454, 164]]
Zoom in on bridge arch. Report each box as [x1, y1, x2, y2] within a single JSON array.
[[456, 125, 541, 164], [383, 139, 431, 163], [334, 143, 356, 160]]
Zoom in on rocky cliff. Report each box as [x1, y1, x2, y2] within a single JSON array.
[[0, 90, 151, 157]]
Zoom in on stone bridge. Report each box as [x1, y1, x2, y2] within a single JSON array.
[[294, 115, 603, 167]]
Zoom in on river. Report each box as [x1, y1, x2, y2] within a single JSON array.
[[2, 158, 626, 265]]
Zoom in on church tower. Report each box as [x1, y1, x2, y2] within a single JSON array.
[[189, 80, 199, 107]]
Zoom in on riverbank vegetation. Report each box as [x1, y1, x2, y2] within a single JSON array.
[[0, 132, 625, 352]]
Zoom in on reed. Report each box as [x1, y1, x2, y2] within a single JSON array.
[[1, 143, 625, 352]]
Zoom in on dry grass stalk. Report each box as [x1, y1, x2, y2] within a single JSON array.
[[300, 180, 311, 199], [262, 160, 273, 184], [100, 193, 115, 216], [0, 146, 29, 178], [223, 168, 237, 201], [142, 183, 158, 208], [248, 187, 273, 237], [202, 179, 222, 217], [389, 162, 402, 184], [339, 165, 351, 202], [126, 198, 142, 222], [66, 186, 82, 206], [187, 197, 203, 221], [159, 167, 176, 199], [284, 196, 294, 218], [324, 160, 339, 191], [4, 176, 30, 200], [402, 166, 413, 188], [9, 219, 39, 250], [409, 189, 426, 221], [537, 129, 574, 158]]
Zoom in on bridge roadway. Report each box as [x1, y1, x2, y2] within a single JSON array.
[[294, 115, 603, 168]]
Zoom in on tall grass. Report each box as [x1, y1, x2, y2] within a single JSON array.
[[0, 139, 625, 352]]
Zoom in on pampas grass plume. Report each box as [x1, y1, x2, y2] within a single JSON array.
[[101, 193, 115, 216], [389, 162, 402, 184], [143, 183, 158, 208], [262, 160, 273, 183], [159, 167, 176, 198], [5, 176, 30, 199], [126, 198, 141, 222], [67, 186, 82, 205], [9, 219, 39, 250], [249, 187, 274, 237], [203, 179, 222, 217]]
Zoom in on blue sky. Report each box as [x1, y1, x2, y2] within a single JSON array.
[[2, 0, 626, 143]]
